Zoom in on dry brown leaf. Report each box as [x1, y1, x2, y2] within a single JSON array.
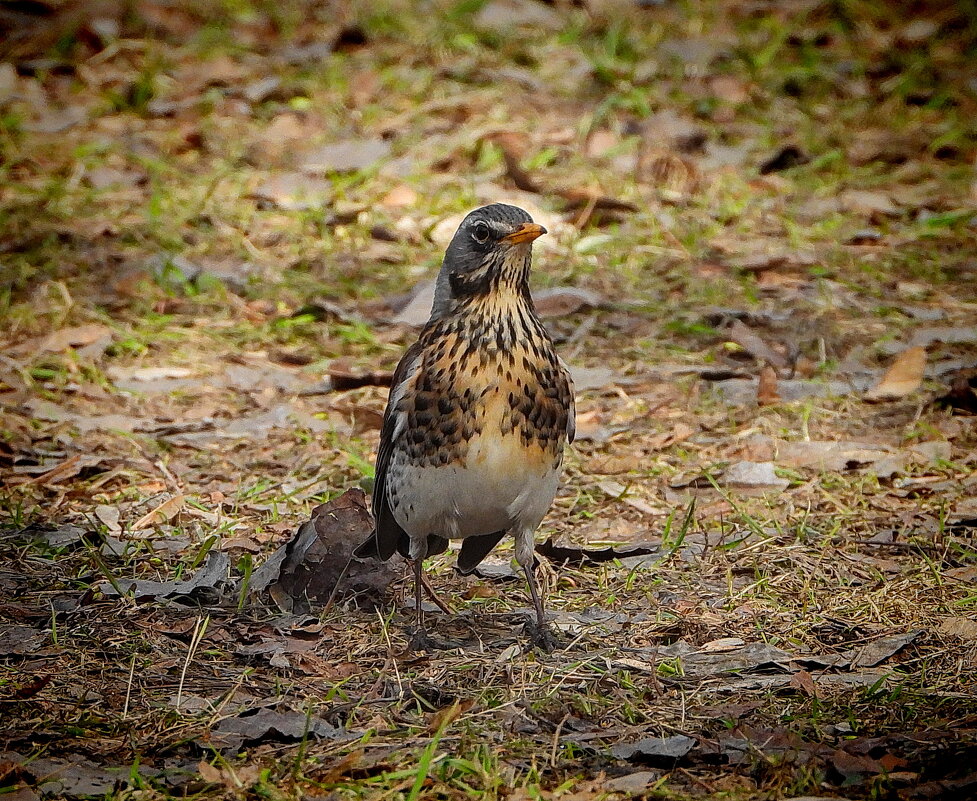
[[938, 617, 977, 641], [380, 185, 418, 208], [197, 761, 223, 785], [427, 699, 474, 734], [532, 286, 602, 318], [637, 149, 701, 197], [727, 320, 789, 372], [790, 669, 818, 697], [37, 324, 112, 353], [131, 494, 186, 531], [756, 364, 781, 406], [864, 346, 926, 402]]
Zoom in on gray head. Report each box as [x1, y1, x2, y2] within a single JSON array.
[[431, 203, 546, 319]]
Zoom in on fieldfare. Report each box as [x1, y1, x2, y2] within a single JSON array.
[[355, 203, 575, 650]]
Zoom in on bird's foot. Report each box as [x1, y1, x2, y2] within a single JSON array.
[[526, 620, 565, 653], [407, 627, 450, 652]]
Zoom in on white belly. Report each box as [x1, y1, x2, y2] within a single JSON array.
[[386, 433, 562, 540]]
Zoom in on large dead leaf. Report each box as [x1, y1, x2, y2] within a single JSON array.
[[0, 624, 48, 656], [249, 489, 401, 612], [610, 735, 696, 764], [864, 346, 926, 402], [675, 461, 788, 494], [207, 707, 346, 752], [938, 617, 977, 641], [98, 551, 229, 602], [4, 752, 159, 798], [799, 631, 922, 670], [474, 0, 563, 31]]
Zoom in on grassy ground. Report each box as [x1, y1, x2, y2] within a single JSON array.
[[1, 0, 976, 798]]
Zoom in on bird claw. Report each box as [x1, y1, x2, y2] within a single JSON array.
[[526, 621, 564, 653], [407, 628, 449, 652]]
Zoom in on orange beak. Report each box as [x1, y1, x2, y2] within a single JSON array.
[[502, 222, 547, 245]]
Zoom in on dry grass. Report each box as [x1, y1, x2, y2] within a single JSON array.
[[1, 0, 976, 798]]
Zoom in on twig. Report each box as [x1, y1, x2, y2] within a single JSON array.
[[123, 652, 137, 719], [549, 713, 569, 767], [176, 615, 209, 712]]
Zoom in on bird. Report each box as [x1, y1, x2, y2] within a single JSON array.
[[354, 203, 575, 650]]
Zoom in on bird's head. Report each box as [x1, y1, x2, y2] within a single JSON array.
[[431, 203, 546, 318]]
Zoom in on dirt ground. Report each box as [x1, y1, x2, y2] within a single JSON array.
[[1, 1, 976, 799]]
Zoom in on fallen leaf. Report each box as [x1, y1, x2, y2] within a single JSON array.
[[790, 669, 818, 697], [727, 320, 789, 372], [380, 185, 418, 208], [642, 109, 706, 153], [94, 505, 122, 534], [24, 454, 108, 486], [568, 364, 618, 392], [610, 735, 695, 763], [840, 188, 900, 218], [241, 76, 281, 103], [208, 707, 346, 752], [847, 128, 918, 165], [197, 761, 223, 784], [938, 617, 977, 641], [36, 324, 112, 353], [637, 149, 701, 197], [800, 631, 922, 669], [908, 326, 977, 348], [22, 523, 88, 548], [722, 461, 789, 492], [604, 771, 661, 794], [131, 494, 186, 531], [13, 753, 157, 798], [756, 364, 780, 405], [0, 625, 48, 656], [250, 173, 333, 211], [99, 552, 229, 601], [249, 489, 402, 612], [390, 278, 436, 326], [864, 346, 926, 402], [532, 286, 602, 318], [427, 699, 474, 733], [300, 138, 390, 173], [474, 0, 563, 31]]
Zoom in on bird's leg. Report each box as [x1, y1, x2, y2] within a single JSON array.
[[407, 539, 440, 651], [322, 554, 354, 614], [515, 531, 563, 652], [413, 555, 425, 631], [419, 570, 454, 615]]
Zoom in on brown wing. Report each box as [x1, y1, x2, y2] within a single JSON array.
[[356, 339, 424, 561]]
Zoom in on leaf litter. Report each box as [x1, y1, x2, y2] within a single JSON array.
[[2, 1, 977, 799]]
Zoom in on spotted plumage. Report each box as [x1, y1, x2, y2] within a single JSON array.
[[354, 203, 575, 649]]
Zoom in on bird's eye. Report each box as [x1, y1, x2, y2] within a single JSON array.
[[470, 221, 490, 244]]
